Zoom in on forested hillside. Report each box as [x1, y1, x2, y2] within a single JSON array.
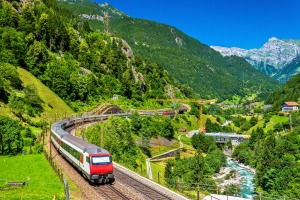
[[233, 126, 300, 198], [232, 71, 300, 197], [58, 0, 280, 100], [0, 0, 192, 113], [266, 72, 300, 110], [273, 55, 300, 83]]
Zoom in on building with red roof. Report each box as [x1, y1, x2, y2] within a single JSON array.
[[282, 102, 299, 112]]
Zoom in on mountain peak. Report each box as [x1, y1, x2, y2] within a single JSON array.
[[211, 38, 300, 80], [269, 37, 279, 42], [100, 2, 109, 7]]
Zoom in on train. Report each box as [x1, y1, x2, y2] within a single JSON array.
[[51, 116, 114, 184], [50, 111, 175, 184], [162, 111, 176, 116]]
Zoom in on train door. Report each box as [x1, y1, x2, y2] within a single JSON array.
[[79, 153, 84, 169], [82, 152, 90, 174]]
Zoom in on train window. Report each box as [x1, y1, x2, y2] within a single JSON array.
[[91, 156, 111, 165], [86, 156, 90, 163], [61, 142, 81, 161]]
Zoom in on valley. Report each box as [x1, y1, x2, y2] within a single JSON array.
[[0, 0, 300, 199]]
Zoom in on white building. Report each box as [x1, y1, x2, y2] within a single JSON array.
[[282, 102, 299, 112]]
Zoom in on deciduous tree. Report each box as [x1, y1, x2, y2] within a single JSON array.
[[0, 116, 22, 155]]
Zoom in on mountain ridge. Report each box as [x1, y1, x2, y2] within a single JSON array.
[[273, 55, 300, 83], [211, 37, 300, 81], [57, 0, 280, 100]]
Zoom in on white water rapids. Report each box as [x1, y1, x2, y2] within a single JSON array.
[[214, 157, 255, 199]]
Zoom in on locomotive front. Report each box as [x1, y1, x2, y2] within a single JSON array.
[[87, 148, 114, 184]]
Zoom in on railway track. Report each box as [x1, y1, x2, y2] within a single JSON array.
[[114, 168, 171, 200], [95, 184, 130, 200], [53, 108, 187, 200]]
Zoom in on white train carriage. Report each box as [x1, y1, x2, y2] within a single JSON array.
[[51, 119, 114, 184]]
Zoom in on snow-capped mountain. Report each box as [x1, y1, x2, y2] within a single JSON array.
[[211, 37, 300, 77]]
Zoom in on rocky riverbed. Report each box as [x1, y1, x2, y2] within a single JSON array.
[[213, 157, 255, 198]]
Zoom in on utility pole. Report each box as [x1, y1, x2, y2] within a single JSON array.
[[197, 184, 200, 200], [290, 113, 293, 130], [104, 11, 110, 35], [49, 120, 52, 161], [100, 120, 104, 147], [50, 129, 52, 160], [199, 101, 203, 132]]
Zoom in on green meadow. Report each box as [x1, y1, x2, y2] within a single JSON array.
[[0, 154, 64, 199]]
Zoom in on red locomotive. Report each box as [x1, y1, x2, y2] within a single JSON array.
[[51, 117, 114, 184]]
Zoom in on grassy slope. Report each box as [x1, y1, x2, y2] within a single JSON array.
[[17, 67, 74, 121], [0, 155, 64, 199], [265, 115, 289, 132], [0, 69, 82, 200], [0, 102, 14, 118], [246, 115, 264, 134]]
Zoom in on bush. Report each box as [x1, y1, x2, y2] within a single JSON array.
[[23, 138, 33, 147], [240, 121, 251, 131], [34, 144, 44, 153]]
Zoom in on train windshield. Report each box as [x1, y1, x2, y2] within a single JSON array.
[[91, 156, 112, 165]]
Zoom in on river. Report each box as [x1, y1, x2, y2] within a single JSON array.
[[214, 157, 255, 199], [227, 158, 255, 199]]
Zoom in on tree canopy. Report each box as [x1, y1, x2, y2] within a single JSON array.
[[0, 0, 192, 112], [0, 116, 23, 155]]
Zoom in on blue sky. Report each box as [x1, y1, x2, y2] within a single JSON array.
[[94, 0, 300, 49]]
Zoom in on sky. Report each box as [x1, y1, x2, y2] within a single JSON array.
[[94, 0, 300, 50]]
